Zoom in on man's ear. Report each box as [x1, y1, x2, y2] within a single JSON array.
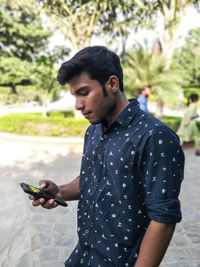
[[106, 75, 120, 94]]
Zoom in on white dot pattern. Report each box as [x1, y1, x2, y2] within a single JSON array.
[[65, 99, 184, 266]]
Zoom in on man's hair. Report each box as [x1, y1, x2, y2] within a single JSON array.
[[138, 85, 151, 95], [57, 46, 124, 92]]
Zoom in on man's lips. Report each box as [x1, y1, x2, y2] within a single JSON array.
[[82, 111, 91, 118]]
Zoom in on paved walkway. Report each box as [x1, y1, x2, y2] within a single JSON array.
[[0, 135, 199, 267]]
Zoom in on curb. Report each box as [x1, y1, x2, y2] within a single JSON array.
[[0, 132, 84, 144]]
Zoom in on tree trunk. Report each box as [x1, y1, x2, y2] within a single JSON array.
[[155, 96, 164, 119], [10, 84, 17, 94]]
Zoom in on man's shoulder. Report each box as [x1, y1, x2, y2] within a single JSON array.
[[85, 123, 101, 137], [130, 111, 178, 140], [137, 95, 145, 102]]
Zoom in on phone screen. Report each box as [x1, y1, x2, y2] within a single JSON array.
[[20, 182, 68, 207]]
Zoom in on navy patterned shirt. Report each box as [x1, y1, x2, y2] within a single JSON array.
[[65, 99, 184, 267]]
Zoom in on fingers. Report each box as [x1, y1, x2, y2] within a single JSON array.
[[39, 180, 50, 189], [28, 194, 58, 209], [39, 180, 59, 195], [28, 180, 59, 209], [41, 199, 58, 209]]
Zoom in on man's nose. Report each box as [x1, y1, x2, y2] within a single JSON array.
[[75, 98, 84, 110]]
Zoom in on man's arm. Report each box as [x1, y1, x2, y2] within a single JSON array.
[[134, 220, 175, 267], [59, 176, 79, 201]]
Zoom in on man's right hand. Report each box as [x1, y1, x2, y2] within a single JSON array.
[[28, 180, 61, 209]]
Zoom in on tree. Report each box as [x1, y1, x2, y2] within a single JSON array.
[[34, 0, 112, 50], [34, 0, 156, 51], [0, 0, 70, 105], [172, 27, 200, 88], [125, 0, 200, 117], [0, 0, 52, 95], [128, 0, 200, 66], [123, 45, 183, 118]]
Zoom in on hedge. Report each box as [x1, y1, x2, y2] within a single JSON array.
[[0, 112, 199, 137]]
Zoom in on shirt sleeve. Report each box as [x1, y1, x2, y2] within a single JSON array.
[[138, 125, 185, 223]]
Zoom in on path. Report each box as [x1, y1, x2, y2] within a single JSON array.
[[0, 136, 199, 267]]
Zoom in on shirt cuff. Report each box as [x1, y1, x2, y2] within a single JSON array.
[[145, 198, 182, 223]]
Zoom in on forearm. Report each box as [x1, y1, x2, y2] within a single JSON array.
[[135, 220, 176, 267], [59, 176, 80, 201]]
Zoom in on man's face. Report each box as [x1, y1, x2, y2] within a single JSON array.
[[143, 87, 151, 97], [68, 72, 116, 125]]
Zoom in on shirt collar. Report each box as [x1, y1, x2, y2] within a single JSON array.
[[101, 98, 140, 133], [114, 98, 140, 127]]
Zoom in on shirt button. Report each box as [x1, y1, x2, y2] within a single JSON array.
[[103, 134, 107, 139], [90, 204, 93, 209], [94, 178, 98, 182], [85, 230, 89, 234], [97, 154, 101, 160]]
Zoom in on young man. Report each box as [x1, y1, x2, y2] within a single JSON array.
[[137, 86, 151, 113], [29, 46, 184, 266]]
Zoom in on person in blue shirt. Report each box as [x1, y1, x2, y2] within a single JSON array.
[[29, 46, 184, 267], [137, 86, 151, 113]]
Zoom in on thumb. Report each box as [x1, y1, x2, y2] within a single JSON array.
[[39, 180, 47, 189]]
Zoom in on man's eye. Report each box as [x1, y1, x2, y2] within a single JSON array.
[[80, 91, 88, 96]]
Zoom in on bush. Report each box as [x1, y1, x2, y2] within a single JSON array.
[[0, 113, 89, 137], [0, 112, 199, 137], [161, 115, 200, 132], [161, 115, 182, 132], [46, 110, 74, 118]]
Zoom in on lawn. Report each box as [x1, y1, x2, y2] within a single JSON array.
[[0, 112, 199, 137]]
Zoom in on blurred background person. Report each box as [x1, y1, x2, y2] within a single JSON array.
[[137, 85, 151, 113], [177, 93, 200, 156]]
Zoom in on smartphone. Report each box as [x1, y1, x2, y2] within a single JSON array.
[[20, 182, 68, 207]]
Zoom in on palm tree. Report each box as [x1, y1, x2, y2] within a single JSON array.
[[123, 46, 183, 118]]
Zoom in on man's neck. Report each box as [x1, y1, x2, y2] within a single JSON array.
[[105, 94, 129, 127]]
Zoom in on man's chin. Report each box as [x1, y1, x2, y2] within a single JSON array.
[[89, 119, 100, 125], [86, 117, 101, 125]]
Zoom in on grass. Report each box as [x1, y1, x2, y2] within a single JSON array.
[[0, 113, 90, 138], [0, 112, 199, 137]]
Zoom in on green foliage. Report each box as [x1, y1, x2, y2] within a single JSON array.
[[0, 0, 70, 103], [0, 113, 90, 137], [35, 0, 156, 51], [0, 112, 198, 137], [0, 0, 51, 93], [0, 0, 52, 61], [123, 46, 183, 106], [172, 28, 200, 88], [46, 110, 75, 118], [161, 115, 200, 132], [161, 116, 182, 132], [183, 87, 200, 98]]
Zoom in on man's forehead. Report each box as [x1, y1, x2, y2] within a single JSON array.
[[68, 72, 97, 94], [70, 71, 91, 83]]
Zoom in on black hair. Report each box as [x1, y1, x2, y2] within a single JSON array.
[[138, 85, 151, 95], [187, 93, 199, 106], [57, 46, 124, 94]]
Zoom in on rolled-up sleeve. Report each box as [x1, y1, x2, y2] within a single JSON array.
[[139, 125, 185, 223]]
